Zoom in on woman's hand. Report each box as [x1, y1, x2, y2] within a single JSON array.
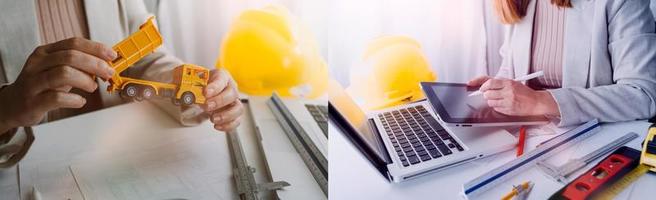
[[202, 68, 244, 131], [0, 38, 116, 133], [467, 76, 560, 117]]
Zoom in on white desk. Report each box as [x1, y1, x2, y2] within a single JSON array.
[[0, 166, 18, 200], [329, 120, 656, 199], [4, 101, 277, 200]]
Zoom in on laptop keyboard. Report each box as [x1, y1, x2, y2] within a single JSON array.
[[306, 104, 328, 137], [378, 105, 464, 167]]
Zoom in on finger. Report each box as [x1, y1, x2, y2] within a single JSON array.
[[487, 99, 508, 108], [35, 50, 114, 79], [54, 85, 73, 93], [223, 68, 238, 88], [204, 82, 238, 112], [467, 76, 491, 86], [210, 100, 238, 122], [480, 78, 511, 92], [41, 37, 117, 61], [483, 90, 504, 100], [214, 116, 242, 132], [493, 107, 513, 115], [211, 101, 244, 124], [204, 69, 229, 98], [33, 66, 97, 95], [34, 91, 86, 114]]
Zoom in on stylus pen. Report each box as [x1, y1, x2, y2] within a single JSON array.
[[468, 71, 544, 97]]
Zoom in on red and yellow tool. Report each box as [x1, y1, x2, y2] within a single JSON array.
[[549, 120, 656, 200], [592, 123, 656, 199]]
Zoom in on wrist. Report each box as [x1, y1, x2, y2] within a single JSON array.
[[0, 121, 9, 135], [0, 84, 17, 133], [534, 91, 560, 117]]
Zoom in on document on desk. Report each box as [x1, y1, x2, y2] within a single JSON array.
[[0, 166, 19, 199], [17, 102, 247, 200], [69, 139, 233, 200]]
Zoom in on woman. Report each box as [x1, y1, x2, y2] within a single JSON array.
[[468, 0, 656, 126]]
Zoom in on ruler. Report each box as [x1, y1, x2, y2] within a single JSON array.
[[227, 130, 290, 200], [537, 132, 639, 183], [463, 119, 601, 198], [268, 94, 328, 195]]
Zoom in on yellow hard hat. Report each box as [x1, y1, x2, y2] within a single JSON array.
[[217, 5, 327, 98], [348, 36, 436, 110]]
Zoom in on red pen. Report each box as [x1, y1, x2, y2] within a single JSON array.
[[517, 127, 527, 157]]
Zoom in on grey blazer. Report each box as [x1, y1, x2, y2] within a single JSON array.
[[496, 0, 656, 126]]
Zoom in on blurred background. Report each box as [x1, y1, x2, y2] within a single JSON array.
[[145, 0, 656, 86]]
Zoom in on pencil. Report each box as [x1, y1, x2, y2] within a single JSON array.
[[517, 127, 527, 157], [501, 181, 531, 200]]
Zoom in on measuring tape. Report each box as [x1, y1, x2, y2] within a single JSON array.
[[593, 123, 656, 199], [593, 165, 651, 199]]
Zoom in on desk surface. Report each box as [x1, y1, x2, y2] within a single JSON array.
[[0, 166, 18, 200], [329, 120, 656, 199], [10, 101, 273, 200]]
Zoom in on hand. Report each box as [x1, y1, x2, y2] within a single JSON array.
[[467, 76, 559, 116], [202, 68, 244, 132], [0, 38, 117, 133]]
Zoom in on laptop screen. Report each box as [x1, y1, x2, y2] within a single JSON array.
[[328, 80, 391, 175]]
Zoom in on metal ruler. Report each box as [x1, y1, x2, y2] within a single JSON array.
[[463, 119, 601, 198], [268, 94, 328, 195], [537, 132, 639, 183], [227, 130, 290, 200]]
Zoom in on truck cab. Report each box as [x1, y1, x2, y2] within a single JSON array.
[[172, 64, 210, 105]]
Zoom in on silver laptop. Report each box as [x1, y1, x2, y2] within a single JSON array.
[[329, 81, 516, 182]]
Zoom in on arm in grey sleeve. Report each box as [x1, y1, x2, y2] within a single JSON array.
[[548, 0, 656, 126]]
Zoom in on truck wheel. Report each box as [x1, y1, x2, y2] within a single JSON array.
[[181, 92, 195, 105], [124, 84, 138, 97], [141, 87, 155, 99]]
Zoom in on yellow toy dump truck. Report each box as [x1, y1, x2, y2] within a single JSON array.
[[107, 17, 208, 105]]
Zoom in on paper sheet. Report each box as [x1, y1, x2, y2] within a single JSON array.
[[69, 139, 234, 200], [0, 166, 19, 200], [17, 102, 247, 199]]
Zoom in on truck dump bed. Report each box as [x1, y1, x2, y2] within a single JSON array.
[[108, 16, 163, 92]]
